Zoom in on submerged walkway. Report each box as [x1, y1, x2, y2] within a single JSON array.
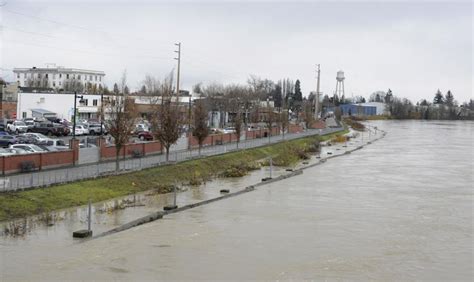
[[1, 127, 343, 191]]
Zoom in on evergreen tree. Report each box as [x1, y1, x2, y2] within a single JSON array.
[[433, 89, 444, 104], [272, 84, 283, 108], [445, 90, 454, 106], [385, 89, 393, 104], [293, 79, 303, 103], [113, 83, 119, 95]]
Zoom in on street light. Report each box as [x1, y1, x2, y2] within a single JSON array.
[[100, 91, 104, 136], [73, 91, 84, 139]]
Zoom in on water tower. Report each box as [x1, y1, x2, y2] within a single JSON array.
[[335, 70, 345, 99]]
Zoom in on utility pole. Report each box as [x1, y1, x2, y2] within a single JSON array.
[[315, 64, 321, 120], [174, 42, 181, 102]]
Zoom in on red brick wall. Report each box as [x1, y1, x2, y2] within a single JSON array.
[[1, 150, 75, 175], [288, 124, 304, 133]]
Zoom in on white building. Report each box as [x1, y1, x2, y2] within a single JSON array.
[[357, 102, 387, 115], [13, 66, 105, 93], [17, 92, 104, 121]]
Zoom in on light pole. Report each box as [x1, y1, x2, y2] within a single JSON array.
[[100, 91, 104, 136], [73, 91, 84, 139]]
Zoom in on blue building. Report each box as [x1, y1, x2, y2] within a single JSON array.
[[326, 104, 377, 116]]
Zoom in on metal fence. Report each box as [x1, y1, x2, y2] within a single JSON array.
[[0, 127, 343, 192]]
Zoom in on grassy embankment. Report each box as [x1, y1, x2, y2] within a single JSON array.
[[0, 129, 347, 221]]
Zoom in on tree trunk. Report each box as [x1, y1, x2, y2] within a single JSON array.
[[198, 144, 202, 156], [115, 147, 120, 173], [165, 146, 170, 162]]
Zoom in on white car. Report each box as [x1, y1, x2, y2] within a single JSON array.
[[23, 132, 50, 143], [0, 148, 28, 156], [7, 121, 29, 134], [39, 139, 70, 151], [222, 127, 236, 134], [76, 125, 89, 135], [10, 144, 47, 153]]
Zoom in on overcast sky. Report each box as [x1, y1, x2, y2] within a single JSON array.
[[1, 0, 472, 102]]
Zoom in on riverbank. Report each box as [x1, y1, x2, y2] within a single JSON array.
[[0, 129, 347, 221]]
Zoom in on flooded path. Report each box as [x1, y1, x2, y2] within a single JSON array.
[[1, 121, 472, 280]]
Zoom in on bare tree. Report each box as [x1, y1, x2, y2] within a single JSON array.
[[303, 99, 314, 129], [150, 72, 182, 161], [192, 97, 209, 155], [234, 106, 243, 148], [279, 111, 288, 140], [105, 71, 137, 172], [265, 104, 275, 143]]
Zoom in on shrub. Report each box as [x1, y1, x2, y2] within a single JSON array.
[[20, 161, 35, 173], [131, 149, 142, 158]]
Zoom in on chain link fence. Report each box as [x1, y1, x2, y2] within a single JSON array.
[[0, 127, 343, 192]]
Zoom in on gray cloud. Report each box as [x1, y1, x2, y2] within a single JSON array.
[[1, 0, 472, 102]]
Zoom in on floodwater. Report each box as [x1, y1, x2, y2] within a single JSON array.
[[1, 120, 472, 280]]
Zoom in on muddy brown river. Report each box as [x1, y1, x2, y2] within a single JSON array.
[[0, 120, 472, 280]]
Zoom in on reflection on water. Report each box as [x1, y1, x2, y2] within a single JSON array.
[[2, 121, 471, 280]]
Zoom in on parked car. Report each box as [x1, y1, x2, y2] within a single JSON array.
[[0, 135, 18, 148], [76, 124, 90, 135], [222, 127, 236, 134], [37, 139, 69, 151], [138, 131, 153, 141], [0, 148, 16, 156], [0, 131, 10, 136], [22, 132, 50, 143], [88, 123, 107, 135], [10, 144, 47, 153], [7, 121, 29, 134], [17, 134, 39, 144], [5, 148, 28, 155], [29, 122, 66, 137]]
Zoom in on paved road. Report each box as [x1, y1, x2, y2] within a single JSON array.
[[0, 127, 343, 191]]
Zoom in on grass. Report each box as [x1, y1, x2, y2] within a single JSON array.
[[0, 129, 347, 221]]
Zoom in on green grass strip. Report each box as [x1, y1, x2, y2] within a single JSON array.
[[0, 129, 347, 221]]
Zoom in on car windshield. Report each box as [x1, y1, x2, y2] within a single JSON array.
[[56, 140, 66, 146], [28, 145, 44, 151], [15, 121, 26, 126], [35, 133, 48, 139]]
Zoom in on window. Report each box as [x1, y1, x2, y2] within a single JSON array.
[[78, 75, 81, 80], [37, 73, 41, 79], [53, 82, 56, 87], [45, 73, 48, 79], [66, 74, 69, 79], [59, 73, 62, 78], [22, 112, 27, 118], [93, 99, 98, 106], [95, 75, 97, 81], [83, 99, 88, 106], [90, 75, 92, 80], [23, 73, 26, 78], [17, 74, 20, 79], [59, 81, 62, 86], [99, 76, 102, 81], [39, 97, 45, 103]]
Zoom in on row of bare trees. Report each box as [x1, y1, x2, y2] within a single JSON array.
[[105, 73, 314, 171]]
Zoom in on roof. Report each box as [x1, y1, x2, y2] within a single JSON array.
[[30, 108, 56, 115], [13, 67, 105, 75]]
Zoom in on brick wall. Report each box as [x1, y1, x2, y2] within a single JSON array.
[[1, 150, 75, 175]]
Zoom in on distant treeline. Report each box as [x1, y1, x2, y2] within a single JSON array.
[[383, 89, 473, 120]]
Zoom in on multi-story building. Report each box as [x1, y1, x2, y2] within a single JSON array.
[[13, 66, 105, 93], [0, 81, 19, 119]]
